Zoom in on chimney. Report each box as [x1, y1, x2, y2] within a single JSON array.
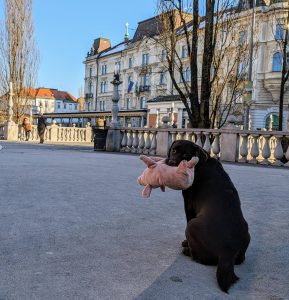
[[93, 38, 111, 54]]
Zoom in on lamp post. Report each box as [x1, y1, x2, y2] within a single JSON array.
[[110, 69, 122, 128]]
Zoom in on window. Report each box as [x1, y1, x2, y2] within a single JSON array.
[[101, 64, 107, 75], [239, 31, 246, 45], [161, 50, 166, 61], [64, 103, 67, 109], [74, 104, 78, 110], [238, 60, 246, 77], [100, 100, 105, 111], [45, 101, 48, 108], [142, 53, 149, 65], [272, 52, 282, 72], [89, 67, 93, 77], [275, 24, 284, 40], [265, 114, 279, 130], [89, 82, 93, 94], [143, 74, 150, 86], [140, 97, 146, 109], [100, 81, 108, 93], [126, 98, 131, 109], [69, 104, 72, 110], [128, 57, 133, 68], [160, 71, 166, 85], [182, 68, 191, 81], [115, 61, 121, 72], [87, 102, 91, 111], [181, 45, 188, 58], [57, 102, 61, 109]]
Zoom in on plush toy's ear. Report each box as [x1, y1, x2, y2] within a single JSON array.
[[142, 184, 152, 198], [187, 156, 199, 168], [176, 160, 188, 175], [139, 155, 157, 168]]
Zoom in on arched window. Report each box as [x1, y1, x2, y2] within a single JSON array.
[[272, 52, 282, 72], [265, 113, 279, 130]]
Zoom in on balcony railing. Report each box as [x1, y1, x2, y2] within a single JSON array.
[[138, 85, 151, 93], [85, 93, 93, 99]]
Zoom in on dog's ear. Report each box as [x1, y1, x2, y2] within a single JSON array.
[[194, 145, 210, 162], [167, 140, 177, 158]]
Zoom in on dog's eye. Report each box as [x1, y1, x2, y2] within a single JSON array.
[[172, 149, 177, 154]]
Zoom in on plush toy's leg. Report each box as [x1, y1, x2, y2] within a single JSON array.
[[160, 185, 165, 192], [142, 184, 152, 198]]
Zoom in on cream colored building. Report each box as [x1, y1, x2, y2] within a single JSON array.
[[84, 2, 289, 130]]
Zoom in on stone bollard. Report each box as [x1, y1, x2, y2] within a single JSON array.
[[220, 115, 238, 162]]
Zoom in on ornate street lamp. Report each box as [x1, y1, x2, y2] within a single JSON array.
[[110, 66, 122, 128]]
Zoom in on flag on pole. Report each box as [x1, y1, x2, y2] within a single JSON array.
[[128, 80, 134, 93]]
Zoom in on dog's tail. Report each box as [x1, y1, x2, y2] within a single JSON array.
[[216, 252, 239, 293]]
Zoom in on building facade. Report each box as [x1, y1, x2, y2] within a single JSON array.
[[84, 2, 289, 130]]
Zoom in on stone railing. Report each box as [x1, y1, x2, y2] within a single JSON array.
[[0, 124, 4, 140], [19, 123, 92, 143], [115, 126, 289, 167]]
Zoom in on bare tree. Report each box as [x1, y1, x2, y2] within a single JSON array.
[[0, 0, 39, 123], [156, 0, 250, 128]]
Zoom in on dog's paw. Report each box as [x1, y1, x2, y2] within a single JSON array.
[[181, 239, 188, 247]]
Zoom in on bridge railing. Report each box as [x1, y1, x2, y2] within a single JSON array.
[[117, 125, 289, 167], [18, 123, 92, 143]]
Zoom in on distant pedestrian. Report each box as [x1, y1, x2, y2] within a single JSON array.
[[37, 114, 46, 144], [22, 117, 32, 141]]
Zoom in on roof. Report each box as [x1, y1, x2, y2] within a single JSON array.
[[10, 88, 77, 102], [132, 16, 162, 42], [147, 95, 182, 103], [98, 41, 130, 58]]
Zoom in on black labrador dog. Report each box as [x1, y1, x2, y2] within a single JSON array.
[[167, 140, 250, 293]]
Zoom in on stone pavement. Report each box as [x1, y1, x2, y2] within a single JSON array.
[[0, 141, 289, 300]]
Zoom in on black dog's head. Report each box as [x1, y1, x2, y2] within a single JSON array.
[[166, 140, 210, 167]]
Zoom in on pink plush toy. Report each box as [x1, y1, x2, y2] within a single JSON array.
[[137, 155, 199, 198]]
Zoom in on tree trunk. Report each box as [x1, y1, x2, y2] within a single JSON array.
[[200, 0, 215, 128]]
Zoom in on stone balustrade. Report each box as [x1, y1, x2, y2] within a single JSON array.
[[116, 127, 289, 167], [18, 123, 92, 143]]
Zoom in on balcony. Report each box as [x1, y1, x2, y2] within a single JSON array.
[[85, 93, 93, 99], [138, 85, 151, 93]]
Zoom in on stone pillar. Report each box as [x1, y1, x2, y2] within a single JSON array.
[[4, 82, 18, 141], [220, 116, 238, 162], [177, 108, 183, 128]]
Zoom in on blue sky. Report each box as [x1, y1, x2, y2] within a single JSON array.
[[0, 0, 157, 98]]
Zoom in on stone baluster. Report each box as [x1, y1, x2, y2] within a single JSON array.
[[126, 130, 133, 152], [203, 132, 211, 154], [212, 133, 220, 159], [272, 135, 284, 166], [178, 131, 185, 140], [150, 131, 157, 155], [72, 124, 76, 141], [144, 131, 152, 154], [120, 130, 128, 152], [187, 132, 193, 142], [260, 135, 271, 165], [131, 130, 139, 153], [170, 131, 177, 144], [239, 134, 248, 163], [195, 132, 202, 147], [285, 136, 289, 167], [249, 134, 259, 164], [138, 131, 145, 154]]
